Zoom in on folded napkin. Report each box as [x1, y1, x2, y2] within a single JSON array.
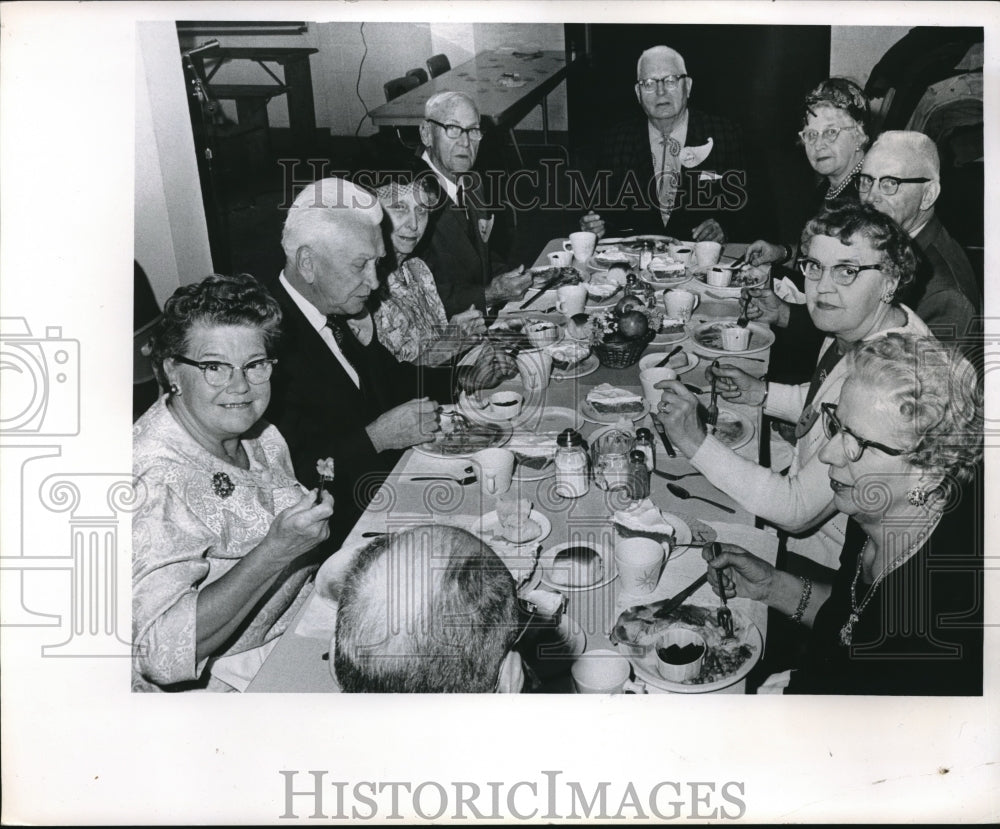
[[681, 138, 713, 168], [774, 275, 807, 304], [295, 541, 368, 639]]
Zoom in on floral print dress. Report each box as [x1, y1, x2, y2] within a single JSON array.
[[373, 257, 453, 364]]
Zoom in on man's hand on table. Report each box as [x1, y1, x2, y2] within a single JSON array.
[[745, 239, 786, 266], [366, 397, 440, 452], [707, 362, 767, 405], [456, 343, 518, 393], [692, 219, 725, 243], [579, 210, 605, 240], [484, 266, 531, 306], [449, 305, 487, 338], [653, 379, 707, 458]]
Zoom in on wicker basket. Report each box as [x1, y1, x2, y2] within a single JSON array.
[[592, 332, 654, 368]]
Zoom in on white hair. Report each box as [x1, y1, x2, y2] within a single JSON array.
[[636, 45, 687, 79], [424, 90, 478, 122], [281, 177, 383, 261], [869, 130, 941, 178]]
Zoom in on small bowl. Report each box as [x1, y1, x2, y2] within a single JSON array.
[[525, 321, 561, 348], [655, 628, 706, 682], [488, 390, 524, 419], [706, 266, 734, 288]]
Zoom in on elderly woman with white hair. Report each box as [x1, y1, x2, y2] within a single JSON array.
[[704, 333, 982, 695]]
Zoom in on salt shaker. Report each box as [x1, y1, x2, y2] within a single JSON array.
[[627, 450, 651, 499], [554, 428, 589, 497], [634, 428, 656, 472]]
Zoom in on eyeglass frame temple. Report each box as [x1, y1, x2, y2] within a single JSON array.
[[820, 402, 905, 458]]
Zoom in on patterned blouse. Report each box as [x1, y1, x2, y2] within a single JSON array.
[[132, 396, 315, 692], [373, 257, 452, 364]]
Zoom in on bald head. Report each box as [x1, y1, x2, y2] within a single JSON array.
[[637, 45, 687, 79], [860, 131, 941, 234], [334, 525, 521, 693], [281, 177, 383, 261]]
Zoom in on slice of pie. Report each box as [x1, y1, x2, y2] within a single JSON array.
[[586, 383, 644, 415]]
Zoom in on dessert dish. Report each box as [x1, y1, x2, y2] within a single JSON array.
[[548, 545, 604, 588], [495, 495, 543, 544], [586, 384, 645, 415], [613, 499, 678, 546]]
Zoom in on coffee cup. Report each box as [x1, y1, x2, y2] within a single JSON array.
[[487, 390, 523, 420], [525, 321, 560, 349], [721, 324, 752, 351], [694, 240, 723, 267], [471, 448, 515, 496], [706, 266, 733, 288], [547, 250, 574, 268], [655, 628, 706, 683], [615, 537, 666, 595], [563, 231, 597, 264], [664, 288, 699, 321], [668, 241, 695, 265], [571, 649, 647, 694], [516, 349, 553, 391], [556, 284, 588, 316], [639, 366, 677, 408]]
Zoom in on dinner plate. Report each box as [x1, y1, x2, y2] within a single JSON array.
[[640, 269, 692, 289], [529, 265, 583, 288], [472, 509, 553, 550], [580, 398, 650, 425], [690, 319, 775, 356], [540, 540, 617, 592], [624, 608, 763, 694], [638, 351, 700, 375], [619, 234, 677, 254], [587, 249, 636, 271], [412, 421, 512, 458], [690, 266, 769, 298], [552, 353, 599, 381], [708, 407, 755, 451]]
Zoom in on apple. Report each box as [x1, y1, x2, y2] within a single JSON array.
[[618, 310, 650, 340], [615, 294, 646, 316]]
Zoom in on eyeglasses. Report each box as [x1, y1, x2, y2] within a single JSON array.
[[797, 257, 883, 286], [636, 75, 688, 93], [797, 124, 857, 146], [857, 174, 931, 196], [425, 118, 483, 141], [172, 355, 276, 387], [821, 403, 906, 461]]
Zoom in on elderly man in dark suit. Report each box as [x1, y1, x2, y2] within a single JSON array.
[[413, 91, 532, 317], [580, 45, 758, 244], [266, 177, 514, 546]]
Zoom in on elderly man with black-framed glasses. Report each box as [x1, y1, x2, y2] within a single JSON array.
[[413, 90, 530, 317], [579, 45, 765, 245]]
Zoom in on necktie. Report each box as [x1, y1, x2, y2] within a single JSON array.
[[325, 315, 361, 375], [657, 134, 681, 226], [793, 342, 845, 440]]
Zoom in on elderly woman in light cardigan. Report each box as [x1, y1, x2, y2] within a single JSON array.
[[655, 202, 933, 570]]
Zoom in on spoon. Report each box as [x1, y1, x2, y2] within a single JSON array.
[[666, 482, 736, 514]]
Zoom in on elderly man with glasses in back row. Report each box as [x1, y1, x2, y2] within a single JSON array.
[[413, 91, 532, 317], [580, 45, 765, 245]]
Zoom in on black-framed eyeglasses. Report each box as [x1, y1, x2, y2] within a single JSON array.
[[797, 124, 857, 146], [172, 355, 277, 387], [821, 402, 906, 461], [857, 174, 931, 196], [636, 75, 688, 93], [426, 118, 483, 141], [796, 257, 884, 286]]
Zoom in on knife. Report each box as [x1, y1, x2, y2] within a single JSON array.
[[707, 360, 720, 432], [519, 271, 564, 310], [651, 573, 709, 619], [655, 344, 684, 368], [650, 414, 677, 458]]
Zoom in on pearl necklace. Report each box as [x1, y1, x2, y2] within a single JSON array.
[[826, 155, 865, 201], [839, 514, 942, 646]]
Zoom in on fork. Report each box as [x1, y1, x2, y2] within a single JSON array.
[[707, 541, 736, 639], [706, 360, 720, 433], [736, 292, 752, 328]]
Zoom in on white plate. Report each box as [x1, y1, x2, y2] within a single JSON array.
[[690, 319, 775, 356], [641, 269, 692, 289], [528, 265, 583, 288], [507, 406, 585, 481], [587, 249, 636, 271], [625, 608, 763, 693], [457, 391, 524, 425], [709, 407, 755, 451], [614, 511, 693, 547], [540, 540, 617, 592], [691, 266, 768, 298], [581, 398, 650, 425], [638, 351, 700, 375], [411, 421, 512, 458], [552, 353, 600, 381], [472, 510, 552, 549], [651, 325, 690, 346]]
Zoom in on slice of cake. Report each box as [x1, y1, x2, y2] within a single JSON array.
[[613, 499, 677, 546], [586, 383, 644, 415], [659, 318, 686, 337], [510, 434, 558, 470]]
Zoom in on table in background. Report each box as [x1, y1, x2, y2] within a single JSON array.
[[369, 50, 568, 144]]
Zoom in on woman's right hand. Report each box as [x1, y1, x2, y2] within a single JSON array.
[[449, 305, 486, 338], [580, 211, 605, 240], [703, 543, 774, 603], [707, 362, 767, 405], [745, 239, 786, 267], [263, 489, 333, 563]]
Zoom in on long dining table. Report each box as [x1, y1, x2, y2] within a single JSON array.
[[247, 236, 779, 694]]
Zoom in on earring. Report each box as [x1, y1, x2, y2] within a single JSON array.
[[906, 486, 928, 507], [880, 288, 895, 304], [169, 383, 181, 396]]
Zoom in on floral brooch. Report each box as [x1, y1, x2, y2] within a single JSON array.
[[212, 471, 235, 499]]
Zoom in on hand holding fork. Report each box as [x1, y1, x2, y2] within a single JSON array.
[[706, 541, 735, 639]]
